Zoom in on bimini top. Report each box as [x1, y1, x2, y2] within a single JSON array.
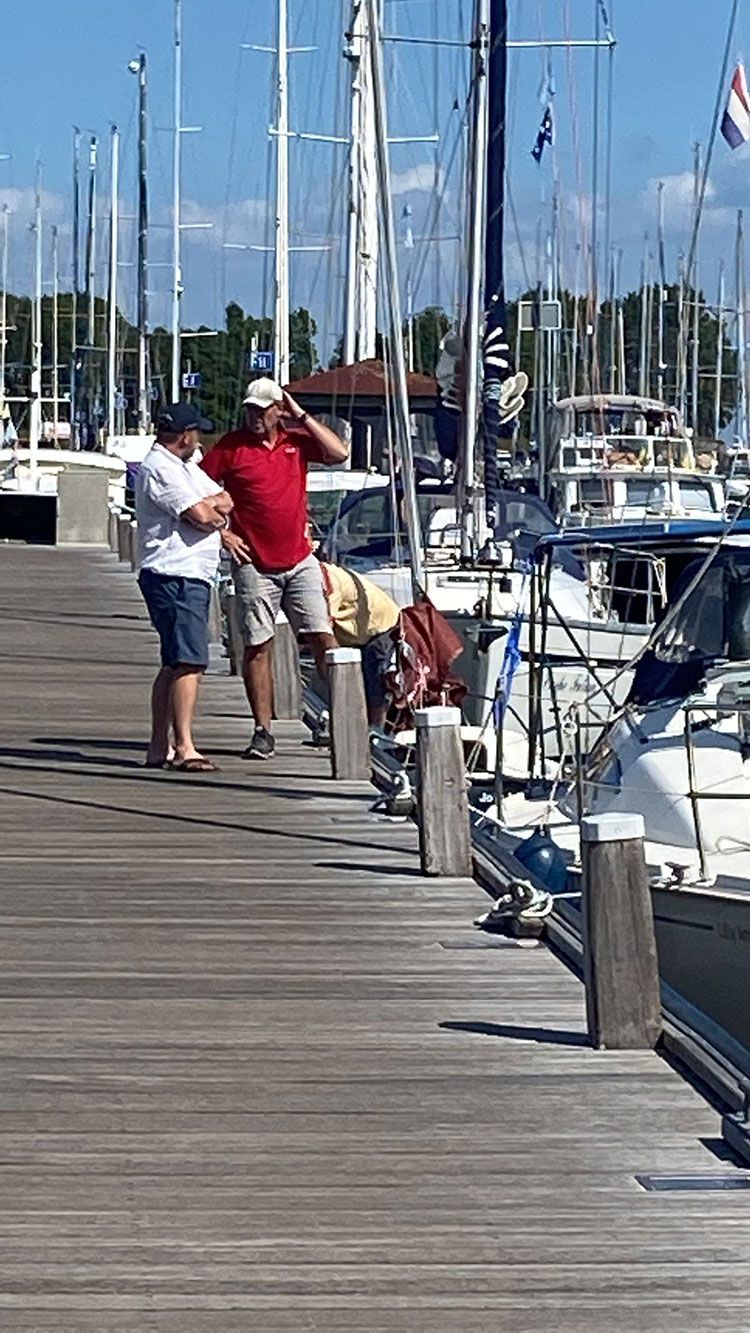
[[552, 394, 679, 416], [533, 518, 750, 556]]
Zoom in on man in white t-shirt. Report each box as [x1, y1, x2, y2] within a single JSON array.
[[135, 403, 233, 772]]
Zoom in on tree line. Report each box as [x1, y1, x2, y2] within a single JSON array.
[[0, 283, 739, 439]]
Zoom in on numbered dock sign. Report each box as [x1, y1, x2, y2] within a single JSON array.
[[182, 371, 202, 390], [248, 350, 275, 374]]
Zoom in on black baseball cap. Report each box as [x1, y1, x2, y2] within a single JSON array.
[[156, 402, 213, 433]]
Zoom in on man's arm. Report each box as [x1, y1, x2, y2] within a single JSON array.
[[181, 492, 234, 533], [283, 390, 349, 465]]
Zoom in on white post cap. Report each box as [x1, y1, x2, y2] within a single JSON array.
[[325, 646, 362, 665], [581, 812, 645, 844], [414, 706, 462, 730]]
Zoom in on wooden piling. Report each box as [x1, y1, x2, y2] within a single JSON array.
[[129, 520, 138, 572], [272, 621, 302, 720], [415, 706, 472, 877], [326, 646, 370, 781], [581, 812, 662, 1050], [116, 513, 131, 562]]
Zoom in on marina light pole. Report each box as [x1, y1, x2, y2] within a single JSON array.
[[29, 162, 43, 483], [129, 53, 150, 432], [275, 0, 290, 384], [107, 124, 120, 441]]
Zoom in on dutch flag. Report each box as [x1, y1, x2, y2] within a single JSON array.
[[722, 63, 750, 149]]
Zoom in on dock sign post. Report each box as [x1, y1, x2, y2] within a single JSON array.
[[248, 350, 275, 375]]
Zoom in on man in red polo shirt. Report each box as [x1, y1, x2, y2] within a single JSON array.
[[201, 377, 348, 759]]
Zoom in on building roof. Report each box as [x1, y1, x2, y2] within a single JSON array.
[[286, 359, 438, 418]]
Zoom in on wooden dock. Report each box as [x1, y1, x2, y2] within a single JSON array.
[[1, 544, 750, 1330]]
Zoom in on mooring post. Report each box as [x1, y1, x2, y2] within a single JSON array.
[[414, 706, 472, 878], [129, 519, 138, 572], [116, 513, 131, 562], [581, 812, 662, 1050], [108, 506, 119, 551], [272, 620, 302, 720], [326, 646, 370, 780]]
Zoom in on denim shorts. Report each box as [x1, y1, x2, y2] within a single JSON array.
[[233, 553, 331, 647], [138, 568, 211, 668], [361, 629, 395, 707]]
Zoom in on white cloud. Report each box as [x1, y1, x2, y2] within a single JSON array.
[[390, 162, 441, 197], [180, 196, 268, 249]]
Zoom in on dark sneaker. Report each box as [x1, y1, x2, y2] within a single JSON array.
[[242, 727, 275, 761]]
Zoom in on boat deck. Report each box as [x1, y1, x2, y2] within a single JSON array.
[[1, 544, 750, 1330]]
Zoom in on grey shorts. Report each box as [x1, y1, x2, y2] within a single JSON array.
[[233, 553, 331, 647]]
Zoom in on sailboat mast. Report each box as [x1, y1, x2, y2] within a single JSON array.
[[274, 0, 290, 383], [638, 233, 649, 397], [85, 136, 97, 349], [459, 0, 490, 560], [714, 261, 725, 440], [481, 0, 512, 536], [0, 204, 9, 402], [364, 0, 424, 590], [690, 141, 701, 434], [342, 4, 363, 367], [29, 163, 43, 483], [130, 52, 150, 432], [736, 210, 746, 444], [656, 179, 665, 401], [171, 0, 183, 400], [52, 224, 59, 445], [107, 124, 120, 441], [70, 128, 80, 447]]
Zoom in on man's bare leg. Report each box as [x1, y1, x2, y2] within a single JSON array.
[[171, 665, 205, 763], [242, 640, 274, 731], [146, 666, 174, 764]]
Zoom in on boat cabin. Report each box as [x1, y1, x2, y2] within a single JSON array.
[[545, 394, 724, 525]]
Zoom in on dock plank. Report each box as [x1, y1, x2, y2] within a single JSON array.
[[0, 545, 749, 1329]]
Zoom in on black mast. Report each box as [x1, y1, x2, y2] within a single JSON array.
[[481, 0, 514, 542]]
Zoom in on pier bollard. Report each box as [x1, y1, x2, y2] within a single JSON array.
[[581, 812, 662, 1050], [272, 620, 301, 720], [225, 587, 245, 676], [129, 520, 138, 572], [415, 706, 472, 877], [326, 647, 370, 780], [108, 506, 119, 552], [116, 513, 131, 562]]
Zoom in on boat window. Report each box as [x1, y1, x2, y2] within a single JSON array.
[[679, 479, 716, 512], [625, 478, 668, 508], [502, 498, 555, 537], [579, 479, 609, 511]]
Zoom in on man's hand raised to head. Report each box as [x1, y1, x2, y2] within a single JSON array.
[[282, 390, 349, 465]]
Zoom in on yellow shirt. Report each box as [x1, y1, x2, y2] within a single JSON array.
[[321, 562, 400, 647]]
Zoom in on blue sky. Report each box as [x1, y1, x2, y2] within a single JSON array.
[[2, 0, 750, 357]]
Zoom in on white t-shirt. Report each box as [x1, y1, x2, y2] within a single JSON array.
[[135, 443, 223, 583]]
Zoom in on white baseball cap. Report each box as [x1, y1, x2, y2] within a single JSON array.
[[243, 377, 284, 408]]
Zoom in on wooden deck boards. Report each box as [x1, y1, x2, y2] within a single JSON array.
[[0, 544, 749, 1329]]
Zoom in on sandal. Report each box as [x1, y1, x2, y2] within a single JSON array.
[[172, 757, 221, 773]]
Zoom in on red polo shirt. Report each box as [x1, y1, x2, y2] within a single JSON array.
[[200, 425, 325, 573]]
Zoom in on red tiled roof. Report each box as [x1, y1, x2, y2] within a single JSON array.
[[286, 358, 437, 402]]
